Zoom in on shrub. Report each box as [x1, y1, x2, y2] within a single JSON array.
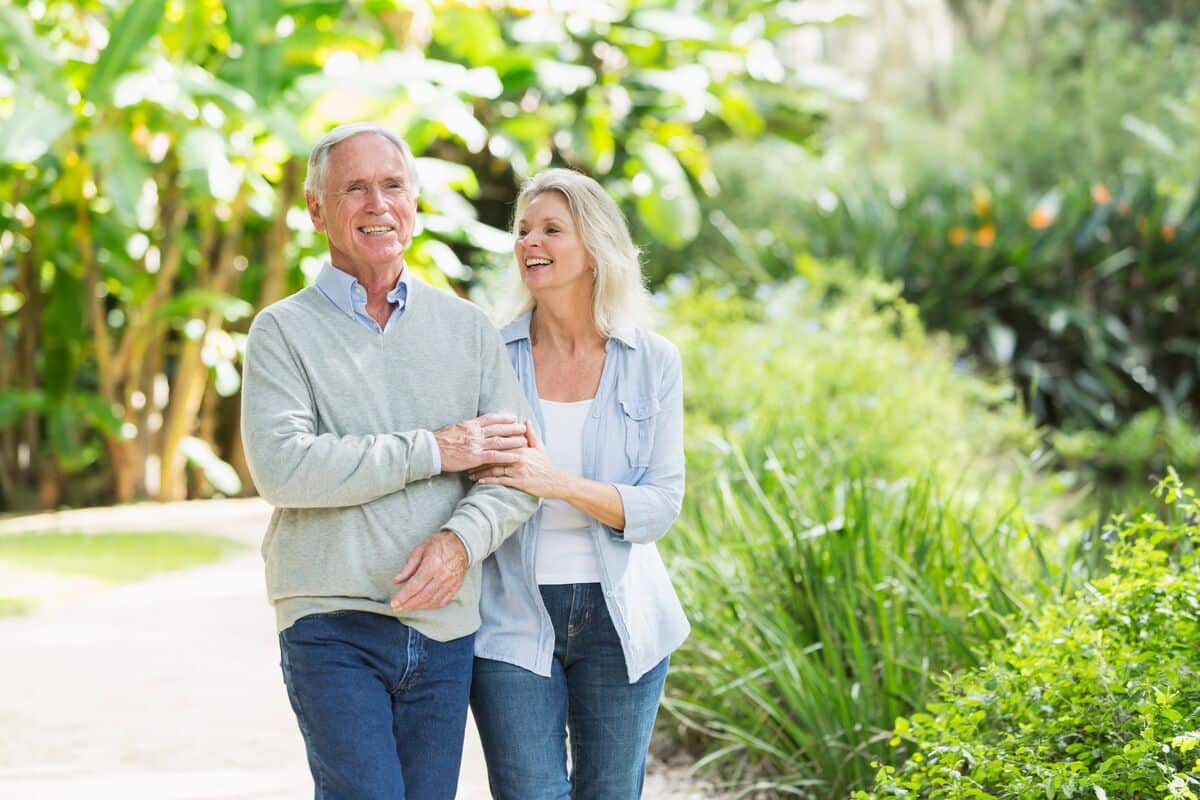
[[661, 268, 1042, 498], [856, 470, 1200, 800], [659, 274, 1068, 797]]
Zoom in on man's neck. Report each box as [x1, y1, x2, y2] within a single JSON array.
[[334, 259, 404, 328]]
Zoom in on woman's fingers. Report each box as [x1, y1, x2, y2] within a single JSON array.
[[524, 420, 543, 449]]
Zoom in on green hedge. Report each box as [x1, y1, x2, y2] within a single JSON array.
[[857, 470, 1200, 800]]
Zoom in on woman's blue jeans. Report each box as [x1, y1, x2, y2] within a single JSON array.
[[470, 583, 670, 800], [279, 610, 474, 800]]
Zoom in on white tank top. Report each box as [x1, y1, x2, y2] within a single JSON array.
[[535, 397, 602, 585]]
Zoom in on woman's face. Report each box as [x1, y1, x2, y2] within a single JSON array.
[[515, 192, 593, 298]]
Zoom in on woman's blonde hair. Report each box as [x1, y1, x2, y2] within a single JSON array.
[[506, 168, 655, 335]]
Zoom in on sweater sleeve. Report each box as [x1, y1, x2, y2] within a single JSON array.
[[610, 342, 685, 544], [240, 311, 441, 508], [440, 321, 540, 565]]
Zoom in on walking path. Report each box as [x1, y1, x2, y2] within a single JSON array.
[[0, 499, 711, 799]]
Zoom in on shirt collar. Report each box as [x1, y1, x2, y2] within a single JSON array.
[[500, 310, 638, 349], [315, 261, 410, 319]]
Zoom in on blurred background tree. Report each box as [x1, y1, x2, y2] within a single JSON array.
[[0, 0, 824, 509]]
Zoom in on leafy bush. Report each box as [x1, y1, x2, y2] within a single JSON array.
[[662, 267, 1042, 495], [827, 10, 1200, 438], [1054, 411, 1200, 478], [658, 273, 1069, 797], [856, 470, 1200, 800], [676, 10, 1200, 466]]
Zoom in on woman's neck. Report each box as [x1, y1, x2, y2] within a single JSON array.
[[530, 298, 603, 355]]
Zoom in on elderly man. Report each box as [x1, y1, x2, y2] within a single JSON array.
[[241, 123, 538, 799]]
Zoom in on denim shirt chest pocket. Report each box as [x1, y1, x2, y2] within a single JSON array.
[[618, 394, 661, 468]]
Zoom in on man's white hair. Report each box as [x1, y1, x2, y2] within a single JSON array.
[[304, 123, 421, 198]]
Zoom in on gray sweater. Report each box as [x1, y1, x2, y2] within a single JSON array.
[[241, 278, 538, 640]]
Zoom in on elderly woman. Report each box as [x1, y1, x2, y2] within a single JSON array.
[[467, 168, 689, 799]]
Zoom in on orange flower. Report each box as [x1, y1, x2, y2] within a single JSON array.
[[1091, 183, 1111, 205], [1028, 205, 1056, 230], [948, 226, 968, 246], [1161, 224, 1177, 242], [973, 224, 996, 247]]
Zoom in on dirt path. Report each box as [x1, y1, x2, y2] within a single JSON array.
[[0, 499, 711, 799]]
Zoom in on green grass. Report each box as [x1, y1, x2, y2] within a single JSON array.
[[663, 448, 1061, 798], [0, 531, 245, 583], [0, 596, 36, 617]]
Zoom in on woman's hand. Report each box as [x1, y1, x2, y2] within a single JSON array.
[[469, 421, 568, 499]]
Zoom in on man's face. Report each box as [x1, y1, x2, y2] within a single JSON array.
[[306, 133, 418, 275]]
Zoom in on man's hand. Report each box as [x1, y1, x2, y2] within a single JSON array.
[[390, 530, 470, 612], [434, 413, 527, 473], [468, 420, 565, 500]]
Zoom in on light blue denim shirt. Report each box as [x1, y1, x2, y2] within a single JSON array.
[[314, 260, 410, 333], [475, 311, 690, 683]]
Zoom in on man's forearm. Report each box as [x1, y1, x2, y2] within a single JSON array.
[[244, 427, 442, 508]]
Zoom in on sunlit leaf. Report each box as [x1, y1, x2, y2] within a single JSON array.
[[179, 129, 241, 202], [0, 5, 68, 103], [415, 238, 471, 281], [181, 436, 242, 495], [213, 361, 241, 397], [86, 0, 166, 104], [433, 8, 505, 66], [86, 129, 152, 226], [628, 140, 701, 249], [223, 0, 278, 103], [415, 157, 480, 196], [0, 91, 73, 164], [631, 10, 717, 42], [535, 60, 596, 95], [0, 389, 45, 430], [1121, 114, 1176, 156], [156, 289, 254, 322]]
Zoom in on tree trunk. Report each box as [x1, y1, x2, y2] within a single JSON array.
[[258, 158, 300, 309], [0, 313, 15, 507], [158, 189, 250, 500], [17, 244, 42, 496]]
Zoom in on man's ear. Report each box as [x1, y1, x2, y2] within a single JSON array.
[[306, 191, 326, 233]]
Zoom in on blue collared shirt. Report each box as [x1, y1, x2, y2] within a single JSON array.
[[473, 311, 690, 683], [314, 261, 411, 333]]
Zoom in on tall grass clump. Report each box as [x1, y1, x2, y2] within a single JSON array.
[[660, 273, 1070, 797]]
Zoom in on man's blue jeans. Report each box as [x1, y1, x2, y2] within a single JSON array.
[[279, 610, 474, 800], [470, 583, 670, 800]]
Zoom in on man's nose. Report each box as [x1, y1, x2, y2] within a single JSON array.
[[364, 185, 386, 210]]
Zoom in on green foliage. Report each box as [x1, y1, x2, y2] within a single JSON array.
[[813, 172, 1200, 436], [659, 272, 1067, 797], [695, 9, 1200, 472], [664, 267, 1040, 491], [0, 0, 828, 510], [1054, 411, 1200, 477], [857, 470, 1200, 800], [0, 531, 245, 583]]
